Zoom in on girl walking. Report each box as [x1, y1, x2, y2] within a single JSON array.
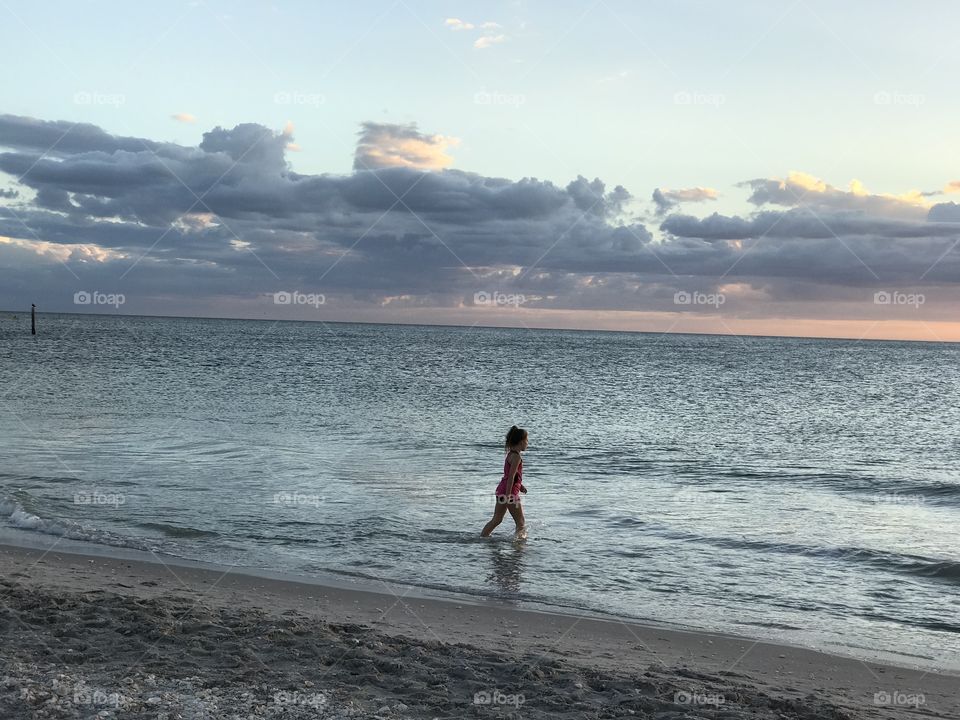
[[481, 425, 528, 538]]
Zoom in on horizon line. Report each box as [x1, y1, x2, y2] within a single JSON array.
[[4, 308, 957, 346]]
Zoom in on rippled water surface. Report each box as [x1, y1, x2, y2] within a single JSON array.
[[2, 313, 959, 671]]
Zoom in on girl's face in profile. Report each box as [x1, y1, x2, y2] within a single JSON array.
[[520, 435, 529, 450]]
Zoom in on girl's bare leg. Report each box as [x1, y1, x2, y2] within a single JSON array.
[[507, 502, 525, 538], [481, 501, 508, 536]]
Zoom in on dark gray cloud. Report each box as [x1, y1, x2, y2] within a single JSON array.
[[652, 188, 673, 216], [658, 209, 960, 287], [2, 113, 960, 324], [568, 176, 631, 218], [0, 114, 160, 155], [929, 201, 960, 223], [0, 114, 652, 312], [662, 209, 960, 241]]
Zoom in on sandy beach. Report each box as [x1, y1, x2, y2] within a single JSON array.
[[0, 542, 953, 720]]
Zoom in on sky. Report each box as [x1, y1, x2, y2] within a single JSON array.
[[2, 0, 960, 341]]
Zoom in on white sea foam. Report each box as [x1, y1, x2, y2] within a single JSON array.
[[9, 508, 42, 530], [1, 493, 156, 552]]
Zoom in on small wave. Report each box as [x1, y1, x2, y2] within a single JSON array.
[[859, 611, 960, 635], [421, 528, 484, 543], [655, 527, 960, 585], [715, 468, 960, 508], [239, 532, 319, 545], [137, 521, 219, 539], [735, 619, 805, 631], [564, 508, 608, 517], [0, 472, 85, 485], [844, 479, 960, 508], [608, 516, 645, 527], [1, 492, 158, 552], [911, 560, 960, 581], [608, 548, 650, 559]]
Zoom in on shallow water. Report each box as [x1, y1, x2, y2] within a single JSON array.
[[1, 313, 958, 671]]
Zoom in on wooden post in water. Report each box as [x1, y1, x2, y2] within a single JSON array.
[[31, 303, 36, 335]]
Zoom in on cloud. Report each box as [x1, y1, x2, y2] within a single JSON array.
[[444, 18, 474, 30], [652, 186, 718, 215], [445, 18, 500, 31], [662, 209, 960, 241], [739, 171, 931, 219], [474, 34, 507, 49], [353, 122, 459, 171], [928, 202, 960, 222], [2, 113, 960, 337], [656, 207, 960, 293], [0, 114, 160, 155], [0, 234, 128, 263], [0, 114, 643, 304], [0, 188, 18, 199], [443, 17, 508, 50], [171, 112, 197, 124], [568, 176, 631, 219]]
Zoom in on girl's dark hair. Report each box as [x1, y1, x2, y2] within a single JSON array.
[[505, 425, 527, 450]]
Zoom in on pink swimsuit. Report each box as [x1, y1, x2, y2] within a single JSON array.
[[495, 452, 523, 499]]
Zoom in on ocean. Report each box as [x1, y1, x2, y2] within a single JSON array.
[[1, 313, 958, 672]]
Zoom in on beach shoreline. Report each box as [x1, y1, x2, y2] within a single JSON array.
[[1, 540, 954, 719]]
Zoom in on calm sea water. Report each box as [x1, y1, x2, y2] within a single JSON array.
[[2, 313, 959, 671]]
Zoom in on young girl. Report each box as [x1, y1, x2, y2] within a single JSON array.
[[480, 425, 528, 538]]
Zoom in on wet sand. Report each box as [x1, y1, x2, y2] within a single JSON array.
[[0, 542, 954, 719]]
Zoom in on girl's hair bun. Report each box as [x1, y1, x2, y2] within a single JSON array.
[[505, 425, 527, 450]]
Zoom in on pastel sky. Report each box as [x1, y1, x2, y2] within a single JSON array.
[[2, 0, 960, 341]]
